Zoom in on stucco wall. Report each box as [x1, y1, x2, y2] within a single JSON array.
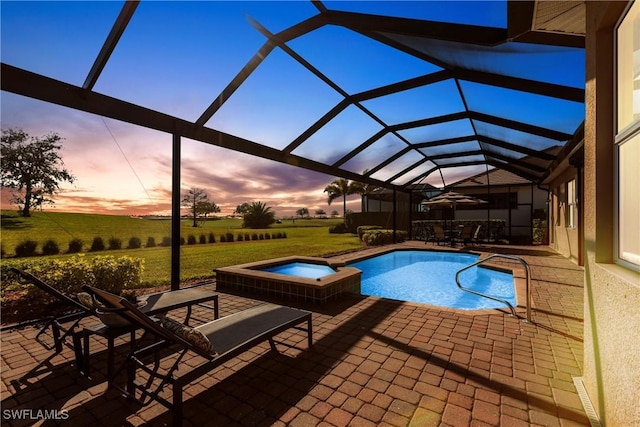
[[583, 2, 640, 425]]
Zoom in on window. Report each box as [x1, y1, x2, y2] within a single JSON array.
[[616, 1, 640, 269], [566, 179, 577, 229]]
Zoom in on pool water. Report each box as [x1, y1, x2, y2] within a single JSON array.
[[348, 251, 515, 310], [262, 262, 336, 279]]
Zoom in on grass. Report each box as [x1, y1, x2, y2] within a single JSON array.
[[0, 211, 362, 286]]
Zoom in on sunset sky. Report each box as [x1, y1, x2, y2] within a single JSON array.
[[0, 1, 583, 217]]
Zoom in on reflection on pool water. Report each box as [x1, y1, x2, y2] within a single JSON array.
[[261, 262, 336, 280], [348, 250, 515, 310]]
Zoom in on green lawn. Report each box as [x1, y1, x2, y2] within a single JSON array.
[[0, 211, 362, 286]]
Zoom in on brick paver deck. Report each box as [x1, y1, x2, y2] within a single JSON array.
[[1, 243, 588, 426]]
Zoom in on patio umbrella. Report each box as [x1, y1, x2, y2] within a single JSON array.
[[421, 191, 488, 229]]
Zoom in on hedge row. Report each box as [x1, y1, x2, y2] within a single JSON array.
[[7, 232, 288, 258], [1, 255, 144, 300]]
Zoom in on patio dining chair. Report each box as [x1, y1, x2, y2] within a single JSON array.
[[426, 224, 447, 246], [83, 285, 312, 427]]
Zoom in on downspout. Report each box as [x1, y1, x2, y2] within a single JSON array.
[[537, 182, 551, 245]]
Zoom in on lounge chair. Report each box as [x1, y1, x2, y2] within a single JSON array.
[[83, 285, 313, 427], [81, 286, 219, 384], [8, 268, 90, 382], [8, 268, 219, 386]]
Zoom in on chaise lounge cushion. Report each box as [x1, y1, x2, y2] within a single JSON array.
[[161, 316, 215, 355]]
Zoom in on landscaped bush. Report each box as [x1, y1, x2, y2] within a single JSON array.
[[146, 237, 156, 248], [362, 229, 408, 246], [90, 237, 105, 251], [208, 233, 216, 244], [15, 240, 38, 257], [226, 232, 234, 242], [187, 235, 197, 245], [68, 238, 83, 253], [128, 237, 142, 249], [199, 234, 207, 244], [161, 237, 171, 247], [220, 235, 226, 243], [259, 233, 264, 240], [329, 223, 349, 234], [237, 234, 244, 241], [265, 233, 271, 239], [244, 233, 250, 241], [180, 237, 186, 245], [2, 255, 145, 301], [251, 233, 258, 241], [357, 225, 383, 241], [41, 239, 60, 256], [108, 237, 122, 250]]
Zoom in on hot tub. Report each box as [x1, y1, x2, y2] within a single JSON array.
[[215, 256, 361, 304]]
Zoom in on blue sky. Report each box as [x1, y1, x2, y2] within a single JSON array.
[[0, 1, 585, 216]]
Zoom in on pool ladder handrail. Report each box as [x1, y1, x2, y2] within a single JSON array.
[[455, 254, 532, 322]]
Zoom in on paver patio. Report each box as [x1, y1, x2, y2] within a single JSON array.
[[1, 243, 588, 426]]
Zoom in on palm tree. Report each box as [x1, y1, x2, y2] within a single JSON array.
[[242, 201, 276, 228], [324, 178, 361, 222]]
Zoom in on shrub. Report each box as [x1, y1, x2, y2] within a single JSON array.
[[225, 232, 234, 242], [282, 232, 287, 239], [329, 223, 348, 234], [271, 233, 277, 239], [3, 255, 144, 301], [208, 233, 216, 244], [146, 237, 156, 248], [90, 237, 105, 251], [108, 237, 122, 250], [161, 237, 171, 247], [199, 234, 207, 244], [187, 235, 197, 245], [251, 233, 258, 241], [357, 225, 383, 241], [244, 233, 250, 241], [265, 233, 271, 240], [68, 238, 83, 253], [237, 234, 244, 241], [220, 235, 226, 243], [15, 240, 38, 257], [180, 237, 186, 245], [128, 237, 142, 249], [42, 239, 60, 256], [259, 233, 264, 240], [361, 229, 408, 246]]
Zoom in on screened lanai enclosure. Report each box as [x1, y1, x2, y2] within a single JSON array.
[[1, 1, 586, 287]]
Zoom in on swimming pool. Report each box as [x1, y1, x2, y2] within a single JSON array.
[[348, 250, 515, 310]]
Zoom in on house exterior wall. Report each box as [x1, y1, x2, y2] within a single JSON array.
[[455, 184, 545, 240], [583, 2, 640, 426], [548, 166, 581, 263]]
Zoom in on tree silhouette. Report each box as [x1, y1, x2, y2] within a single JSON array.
[[1, 128, 75, 217]]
